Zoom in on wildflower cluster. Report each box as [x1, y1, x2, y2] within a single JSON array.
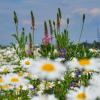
[[0, 8, 100, 100]]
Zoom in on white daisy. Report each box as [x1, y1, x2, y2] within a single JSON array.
[[23, 72, 39, 80], [0, 84, 11, 90], [0, 74, 12, 90], [55, 57, 65, 62], [0, 76, 5, 86], [34, 48, 41, 59], [31, 94, 58, 100], [45, 81, 55, 89], [89, 48, 97, 53], [6, 73, 29, 88], [20, 58, 35, 68], [28, 84, 35, 90], [39, 81, 45, 91], [0, 65, 13, 73], [37, 90, 44, 96], [67, 86, 100, 100], [29, 59, 66, 80], [67, 58, 100, 71], [53, 49, 58, 55], [89, 73, 100, 87], [0, 75, 9, 85]]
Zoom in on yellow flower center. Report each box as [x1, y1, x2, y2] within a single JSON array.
[[76, 92, 86, 100], [79, 59, 90, 66], [25, 60, 30, 65], [2, 85, 9, 89], [16, 87, 21, 92], [18, 72, 23, 77], [26, 73, 31, 77], [10, 77, 19, 83], [41, 63, 55, 72], [46, 82, 53, 88], [0, 78, 4, 83], [3, 68, 8, 72]]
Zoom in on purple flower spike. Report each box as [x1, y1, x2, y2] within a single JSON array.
[[42, 34, 53, 46]]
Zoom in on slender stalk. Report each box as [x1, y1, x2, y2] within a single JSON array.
[[78, 14, 85, 43], [66, 18, 69, 31], [78, 21, 85, 43], [75, 14, 85, 57], [49, 20, 53, 43], [13, 11, 18, 36], [44, 21, 48, 35], [56, 13, 60, 34], [16, 23, 18, 36], [31, 11, 35, 58]]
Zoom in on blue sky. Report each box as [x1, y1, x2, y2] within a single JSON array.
[[0, 0, 100, 45]]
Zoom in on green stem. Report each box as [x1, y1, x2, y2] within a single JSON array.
[[75, 20, 85, 57], [16, 23, 18, 37], [32, 31, 34, 58], [78, 22, 84, 43]]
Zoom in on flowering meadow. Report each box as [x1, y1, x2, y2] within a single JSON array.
[[0, 8, 100, 100]]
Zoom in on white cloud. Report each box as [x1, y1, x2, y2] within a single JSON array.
[[73, 8, 88, 14], [73, 7, 100, 17], [89, 8, 100, 16]]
